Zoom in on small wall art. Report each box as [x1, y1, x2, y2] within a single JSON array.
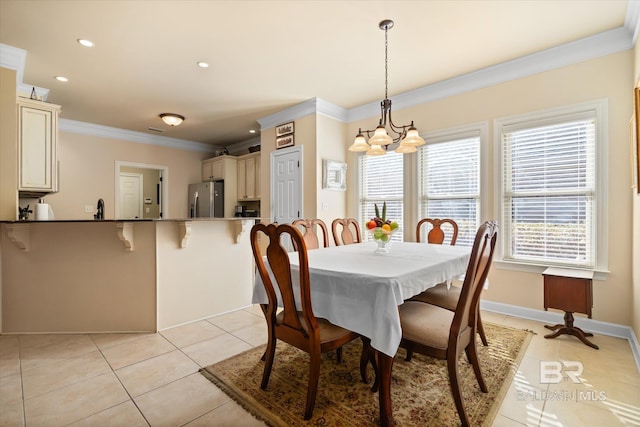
[[276, 134, 295, 149], [322, 159, 347, 191], [275, 121, 294, 137]]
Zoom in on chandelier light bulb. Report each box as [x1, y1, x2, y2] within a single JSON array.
[[349, 132, 370, 152]]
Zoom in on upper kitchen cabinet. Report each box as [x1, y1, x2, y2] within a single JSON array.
[[17, 97, 61, 193], [237, 152, 261, 201], [202, 155, 236, 182]]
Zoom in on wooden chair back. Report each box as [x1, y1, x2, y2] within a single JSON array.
[[331, 218, 362, 246], [416, 218, 458, 245], [292, 219, 329, 249], [450, 220, 498, 348]]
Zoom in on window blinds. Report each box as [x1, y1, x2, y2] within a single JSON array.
[[418, 136, 480, 247], [359, 151, 404, 241], [502, 118, 596, 267]]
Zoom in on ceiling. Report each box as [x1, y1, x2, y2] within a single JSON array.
[[0, 1, 634, 148]]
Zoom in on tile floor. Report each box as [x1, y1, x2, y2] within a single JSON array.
[[1, 306, 638, 426]]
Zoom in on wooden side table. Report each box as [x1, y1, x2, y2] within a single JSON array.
[[542, 267, 599, 349]]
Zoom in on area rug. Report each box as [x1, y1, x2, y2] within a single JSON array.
[[200, 322, 532, 426]]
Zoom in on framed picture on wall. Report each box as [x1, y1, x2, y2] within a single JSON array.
[[275, 121, 294, 137], [276, 134, 294, 149], [322, 159, 347, 191]]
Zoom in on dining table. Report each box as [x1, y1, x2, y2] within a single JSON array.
[[252, 240, 471, 426]]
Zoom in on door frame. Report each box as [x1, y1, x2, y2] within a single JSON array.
[[115, 161, 169, 219], [270, 145, 303, 223]]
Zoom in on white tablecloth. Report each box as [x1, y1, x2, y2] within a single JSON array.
[[252, 241, 470, 357]]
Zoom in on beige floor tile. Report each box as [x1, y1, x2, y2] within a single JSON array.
[[101, 334, 176, 370], [185, 400, 267, 426], [0, 373, 23, 406], [497, 376, 546, 426], [242, 304, 266, 318], [481, 310, 509, 325], [66, 400, 148, 427], [90, 332, 152, 350], [160, 320, 226, 349], [24, 371, 129, 427], [115, 350, 200, 397], [181, 333, 252, 368], [0, 336, 21, 378], [0, 400, 24, 427], [19, 334, 98, 371], [541, 397, 630, 426], [491, 414, 528, 426], [229, 322, 268, 347], [134, 373, 230, 427], [206, 310, 264, 333], [22, 349, 111, 399]]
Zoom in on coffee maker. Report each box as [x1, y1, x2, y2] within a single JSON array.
[[234, 205, 245, 217]]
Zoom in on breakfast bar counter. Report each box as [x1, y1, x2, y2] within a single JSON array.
[[0, 218, 264, 333]]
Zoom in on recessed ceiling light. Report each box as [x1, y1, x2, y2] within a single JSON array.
[[197, 61, 209, 68], [249, 130, 256, 134], [77, 38, 94, 47], [55, 76, 69, 82]]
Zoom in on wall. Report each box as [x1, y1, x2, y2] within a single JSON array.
[[633, 40, 640, 343], [0, 67, 17, 221], [43, 132, 208, 219], [347, 51, 633, 326], [316, 114, 348, 229]]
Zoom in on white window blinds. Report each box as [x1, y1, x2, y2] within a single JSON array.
[[418, 135, 480, 247], [502, 116, 596, 267], [358, 151, 404, 241]]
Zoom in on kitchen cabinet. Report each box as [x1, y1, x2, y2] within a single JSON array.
[[202, 155, 238, 182], [17, 97, 61, 193], [236, 152, 261, 201]]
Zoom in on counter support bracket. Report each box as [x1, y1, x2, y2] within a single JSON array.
[[235, 219, 253, 243], [178, 221, 191, 248], [116, 222, 134, 251], [5, 224, 30, 251]]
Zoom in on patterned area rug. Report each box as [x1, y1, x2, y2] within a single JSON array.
[[200, 322, 532, 426]]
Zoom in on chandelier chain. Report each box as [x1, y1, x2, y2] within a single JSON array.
[[384, 25, 389, 100]]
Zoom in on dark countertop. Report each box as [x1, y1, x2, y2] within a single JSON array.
[[1, 217, 268, 224]]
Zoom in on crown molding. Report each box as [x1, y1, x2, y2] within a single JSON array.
[[347, 26, 634, 122], [59, 119, 214, 153], [0, 43, 49, 100], [625, 0, 640, 44], [257, 97, 348, 130]]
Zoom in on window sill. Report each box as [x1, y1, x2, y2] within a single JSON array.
[[494, 260, 610, 281]]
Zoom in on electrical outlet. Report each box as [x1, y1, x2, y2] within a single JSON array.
[[85, 205, 94, 213]]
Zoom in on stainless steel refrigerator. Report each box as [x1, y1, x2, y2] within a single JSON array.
[[188, 181, 224, 218]]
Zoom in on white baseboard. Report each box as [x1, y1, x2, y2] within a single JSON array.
[[480, 300, 640, 374]]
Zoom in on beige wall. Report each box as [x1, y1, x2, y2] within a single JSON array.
[[0, 67, 17, 221], [346, 51, 634, 326], [633, 41, 640, 341], [316, 114, 348, 230], [43, 132, 210, 219]]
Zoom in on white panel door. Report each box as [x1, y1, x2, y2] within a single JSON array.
[[119, 173, 143, 219], [271, 146, 302, 225]]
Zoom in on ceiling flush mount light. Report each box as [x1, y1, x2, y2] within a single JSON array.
[[77, 38, 94, 47], [349, 19, 425, 156], [159, 113, 185, 126]]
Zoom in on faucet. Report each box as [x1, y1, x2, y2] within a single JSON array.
[[94, 198, 104, 220]]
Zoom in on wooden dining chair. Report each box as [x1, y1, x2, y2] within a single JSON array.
[[331, 218, 362, 246], [416, 217, 458, 244], [412, 217, 489, 346], [250, 222, 366, 420], [292, 219, 330, 249], [399, 221, 498, 427]]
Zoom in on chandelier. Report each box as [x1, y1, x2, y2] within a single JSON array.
[[348, 19, 425, 156]]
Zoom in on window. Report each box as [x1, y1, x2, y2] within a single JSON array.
[[358, 151, 404, 241], [418, 132, 481, 247], [496, 101, 607, 269]]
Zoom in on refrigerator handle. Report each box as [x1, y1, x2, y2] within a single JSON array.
[[193, 192, 199, 218]]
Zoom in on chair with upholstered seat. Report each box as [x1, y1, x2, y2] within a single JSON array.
[[331, 218, 362, 246], [412, 217, 488, 346], [250, 222, 367, 420], [399, 221, 498, 427], [292, 219, 330, 249]]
